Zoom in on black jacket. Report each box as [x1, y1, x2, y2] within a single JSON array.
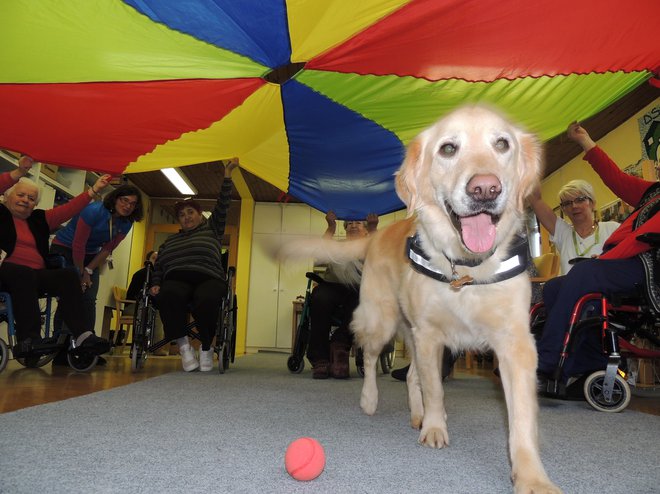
[[0, 205, 50, 262]]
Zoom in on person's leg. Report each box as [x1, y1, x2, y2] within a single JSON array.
[[330, 285, 359, 378], [537, 257, 645, 378], [81, 265, 100, 332], [156, 279, 197, 371], [156, 279, 194, 341], [48, 244, 75, 335], [0, 263, 43, 342], [190, 278, 226, 350], [307, 283, 344, 377]]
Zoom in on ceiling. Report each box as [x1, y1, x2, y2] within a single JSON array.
[[128, 82, 658, 210]]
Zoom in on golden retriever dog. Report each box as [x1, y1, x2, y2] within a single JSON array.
[[279, 105, 560, 493]]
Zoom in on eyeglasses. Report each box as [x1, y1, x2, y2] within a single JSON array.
[[560, 196, 590, 209], [118, 196, 138, 207]]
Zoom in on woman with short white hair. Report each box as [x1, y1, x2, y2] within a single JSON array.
[[529, 178, 620, 275]]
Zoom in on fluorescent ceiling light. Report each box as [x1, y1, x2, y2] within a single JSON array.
[[161, 168, 198, 195]]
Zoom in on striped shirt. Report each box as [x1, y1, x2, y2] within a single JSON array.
[[152, 178, 232, 285]]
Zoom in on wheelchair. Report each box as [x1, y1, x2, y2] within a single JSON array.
[[129, 260, 237, 374], [531, 233, 660, 412], [0, 256, 100, 372], [287, 271, 395, 376]]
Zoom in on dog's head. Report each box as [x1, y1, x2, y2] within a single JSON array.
[[395, 105, 542, 257]]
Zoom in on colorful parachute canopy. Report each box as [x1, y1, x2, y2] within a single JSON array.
[[1, 0, 658, 218]]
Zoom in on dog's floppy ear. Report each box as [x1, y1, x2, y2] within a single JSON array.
[[516, 131, 544, 210], [395, 137, 423, 215]]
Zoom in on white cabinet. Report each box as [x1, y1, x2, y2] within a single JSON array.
[[246, 203, 316, 352]]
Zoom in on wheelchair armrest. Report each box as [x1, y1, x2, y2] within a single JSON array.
[[637, 232, 660, 248], [305, 271, 325, 285]]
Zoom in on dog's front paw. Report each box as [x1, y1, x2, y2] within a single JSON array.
[[513, 477, 562, 494], [418, 426, 449, 448], [360, 392, 378, 415]]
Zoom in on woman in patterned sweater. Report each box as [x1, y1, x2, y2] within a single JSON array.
[[150, 159, 238, 372]]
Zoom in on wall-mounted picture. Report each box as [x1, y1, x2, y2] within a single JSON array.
[[600, 199, 634, 223]]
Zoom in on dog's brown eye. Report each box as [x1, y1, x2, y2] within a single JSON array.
[[494, 137, 510, 152], [439, 143, 457, 157]]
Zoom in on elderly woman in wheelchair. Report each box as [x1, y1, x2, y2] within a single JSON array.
[[0, 156, 112, 370], [534, 123, 660, 411], [149, 159, 237, 372], [302, 211, 378, 380]]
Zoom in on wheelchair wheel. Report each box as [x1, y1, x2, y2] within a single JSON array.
[[67, 351, 98, 372], [355, 348, 365, 377], [583, 370, 631, 413], [16, 352, 56, 368], [380, 344, 396, 374], [221, 342, 231, 373], [0, 338, 8, 373], [287, 355, 305, 373], [130, 343, 146, 372], [288, 313, 310, 373]]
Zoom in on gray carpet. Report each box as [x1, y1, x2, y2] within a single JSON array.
[[1, 353, 658, 494]]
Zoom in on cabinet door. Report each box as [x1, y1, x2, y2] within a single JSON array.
[[245, 233, 281, 348], [275, 244, 312, 348], [281, 204, 310, 234], [253, 203, 282, 234]]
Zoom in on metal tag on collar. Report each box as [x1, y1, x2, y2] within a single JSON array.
[[449, 262, 473, 289]]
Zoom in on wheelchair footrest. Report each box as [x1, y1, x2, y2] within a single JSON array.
[[12, 336, 65, 358]]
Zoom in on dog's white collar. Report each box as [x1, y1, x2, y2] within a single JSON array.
[[406, 233, 529, 288]]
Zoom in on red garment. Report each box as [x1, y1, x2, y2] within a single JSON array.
[[585, 147, 660, 260], [0, 171, 16, 192]]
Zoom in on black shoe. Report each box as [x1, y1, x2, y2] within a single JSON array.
[[52, 349, 69, 366], [391, 364, 409, 381], [76, 334, 111, 355], [12, 338, 37, 358], [536, 370, 550, 394]]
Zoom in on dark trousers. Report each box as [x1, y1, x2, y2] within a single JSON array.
[[156, 271, 226, 350], [50, 244, 99, 334], [307, 282, 359, 363], [0, 261, 86, 342], [538, 257, 645, 379]]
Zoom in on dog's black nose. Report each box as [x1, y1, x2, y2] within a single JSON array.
[[467, 174, 502, 201]]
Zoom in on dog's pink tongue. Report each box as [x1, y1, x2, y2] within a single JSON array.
[[459, 213, 496, 253]]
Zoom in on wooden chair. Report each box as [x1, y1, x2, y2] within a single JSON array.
[[530, 252, 560, 283], [111, 286, 135, 356]]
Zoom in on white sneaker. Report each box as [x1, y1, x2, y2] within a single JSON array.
[[199, 349, 214, 372], [179, 344, 199, 372]]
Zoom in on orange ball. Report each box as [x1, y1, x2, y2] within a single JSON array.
[[285, 437, 326, 481]]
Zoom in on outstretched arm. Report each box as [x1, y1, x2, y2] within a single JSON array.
[[209, 158, 237, 237], [527, 187, 558, 236], [0, 155, 35, 193], [365, 213, 379, 234], [323, 211, 337, 238]]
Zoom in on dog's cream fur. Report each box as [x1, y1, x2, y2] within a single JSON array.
[[280, 106, 560, 493]]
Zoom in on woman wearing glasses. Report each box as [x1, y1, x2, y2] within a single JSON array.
[[149, 159, 238, 372], [50, 184, 144, 358], [535, 122, 660, 386], [529, 179, 619, 275]]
